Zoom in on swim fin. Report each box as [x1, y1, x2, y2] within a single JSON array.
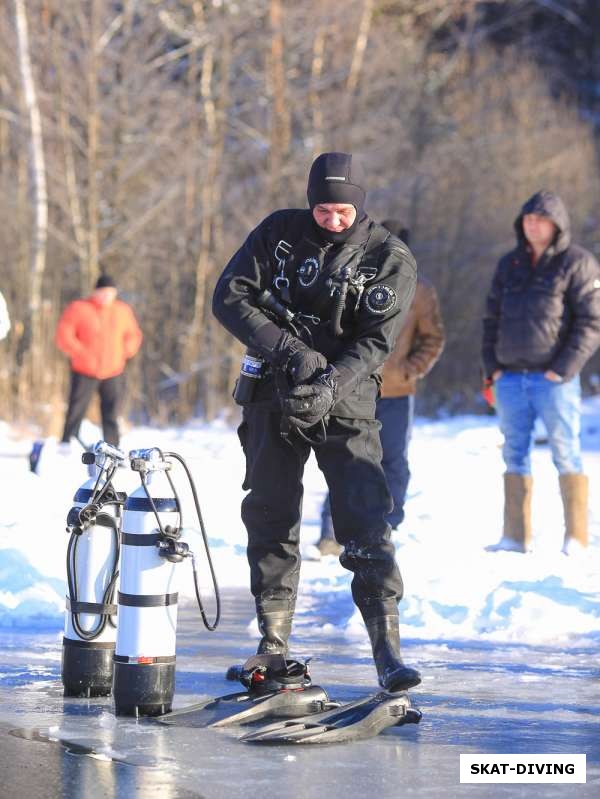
[[240, 691, 421, 744], [153, 654, 332, 728], [153, 684, 332, 728]]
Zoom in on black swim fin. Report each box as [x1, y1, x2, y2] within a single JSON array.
[[153, 684, 331, 728], [240, 691, 421, 744]]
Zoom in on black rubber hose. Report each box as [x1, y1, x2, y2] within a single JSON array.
[[163, 451, 221, 632], [67, 512, 120, 641], [331, 273, 350, 337]]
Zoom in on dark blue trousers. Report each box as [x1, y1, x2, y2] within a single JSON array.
[[377, 396, 414, 528], [320, 395, 414, 538]]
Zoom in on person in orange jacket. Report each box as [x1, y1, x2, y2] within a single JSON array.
[[55, 274, 143, 447]]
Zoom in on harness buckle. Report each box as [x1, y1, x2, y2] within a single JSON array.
[[358, 265, 377, 282], [296, 313, 320, 325], [274, 239, 292, 265], [351, 273, 368, 312], [273, 240, 293, 299]]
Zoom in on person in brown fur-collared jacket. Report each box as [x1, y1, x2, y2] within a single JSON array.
[[317, 220, 445, 555]]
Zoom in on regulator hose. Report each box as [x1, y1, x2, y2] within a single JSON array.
[[66, 510, 121, 641], [331, 267, 352, 337], [139, 450, 221, 632], [66, 462, 124, 640]]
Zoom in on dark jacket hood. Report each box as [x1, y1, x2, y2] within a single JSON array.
[[514, 190, 571, 254]]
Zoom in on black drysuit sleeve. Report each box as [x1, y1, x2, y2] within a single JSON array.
[[213, 211, 307, 361]]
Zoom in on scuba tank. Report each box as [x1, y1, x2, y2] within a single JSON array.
[[113, 448, 220, 717], [62, 442, 126, 697]]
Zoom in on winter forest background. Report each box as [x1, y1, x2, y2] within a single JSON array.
[[1, 0, 600, 431]]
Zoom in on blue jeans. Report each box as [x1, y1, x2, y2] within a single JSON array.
[[495, 372, 582, 475], [320, 395, 414, 538]]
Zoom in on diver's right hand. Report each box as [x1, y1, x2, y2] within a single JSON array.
[[275, 333, 328, 386]]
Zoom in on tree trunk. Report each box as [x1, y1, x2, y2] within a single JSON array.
[[86, 0, 101, 286], [266, 0, 290, 203], [14, 0, 48, 392], [309, 27, 327, 158]]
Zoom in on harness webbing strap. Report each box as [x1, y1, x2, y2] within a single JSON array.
[[66, 596, 117, 615]]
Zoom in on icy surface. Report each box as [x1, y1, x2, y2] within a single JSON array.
[[0, 597, 598, 798], [0, 406, 599, 795]]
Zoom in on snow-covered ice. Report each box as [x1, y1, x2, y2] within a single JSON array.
[[0, 407, 599, 797]]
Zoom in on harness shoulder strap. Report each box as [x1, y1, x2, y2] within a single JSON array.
[[356, 224, 391, 281], [268, 212, 308, 304]]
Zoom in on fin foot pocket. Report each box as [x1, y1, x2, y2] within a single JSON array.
[[225, 654, 311, 692]]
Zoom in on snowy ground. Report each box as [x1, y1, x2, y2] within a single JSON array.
[[1, 401, 599, 646], [0, 402, 599, 795]]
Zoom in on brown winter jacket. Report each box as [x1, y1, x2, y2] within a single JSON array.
[[380, 276, 445, 397]]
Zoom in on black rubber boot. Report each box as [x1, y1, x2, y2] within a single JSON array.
[[365, 615, 421, 692], [256, 602, 294, 656]]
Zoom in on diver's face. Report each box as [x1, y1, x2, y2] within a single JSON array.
[[312, 203, 357, 232]]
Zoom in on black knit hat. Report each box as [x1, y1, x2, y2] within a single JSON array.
[[307, 152, 366, 216], [382, 219, 410, 247], [95, 274, 116, 289]]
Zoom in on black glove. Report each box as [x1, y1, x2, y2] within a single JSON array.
[[274, 332, 328, 386], [281, 366, 338, 429]]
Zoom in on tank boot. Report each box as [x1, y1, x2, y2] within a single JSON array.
[[365, 615, 421, 692], [256, 601, 294, 656]]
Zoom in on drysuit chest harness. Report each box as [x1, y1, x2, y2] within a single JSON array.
[[270, 224, 390, 339]]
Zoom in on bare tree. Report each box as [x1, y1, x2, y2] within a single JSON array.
[[13, 0, 48, 381], [0, 0, 599, 426]]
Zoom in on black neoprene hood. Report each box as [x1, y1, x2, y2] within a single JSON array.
[[307, 152, 366, 216]]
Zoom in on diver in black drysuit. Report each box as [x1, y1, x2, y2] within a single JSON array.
[[212, 152, 420, 692]]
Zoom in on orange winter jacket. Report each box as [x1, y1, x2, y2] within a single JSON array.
[[380, 276, 445, 397], [55, 296, 143, 379]]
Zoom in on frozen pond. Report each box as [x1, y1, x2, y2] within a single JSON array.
[[1, 591, 598, 798]]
